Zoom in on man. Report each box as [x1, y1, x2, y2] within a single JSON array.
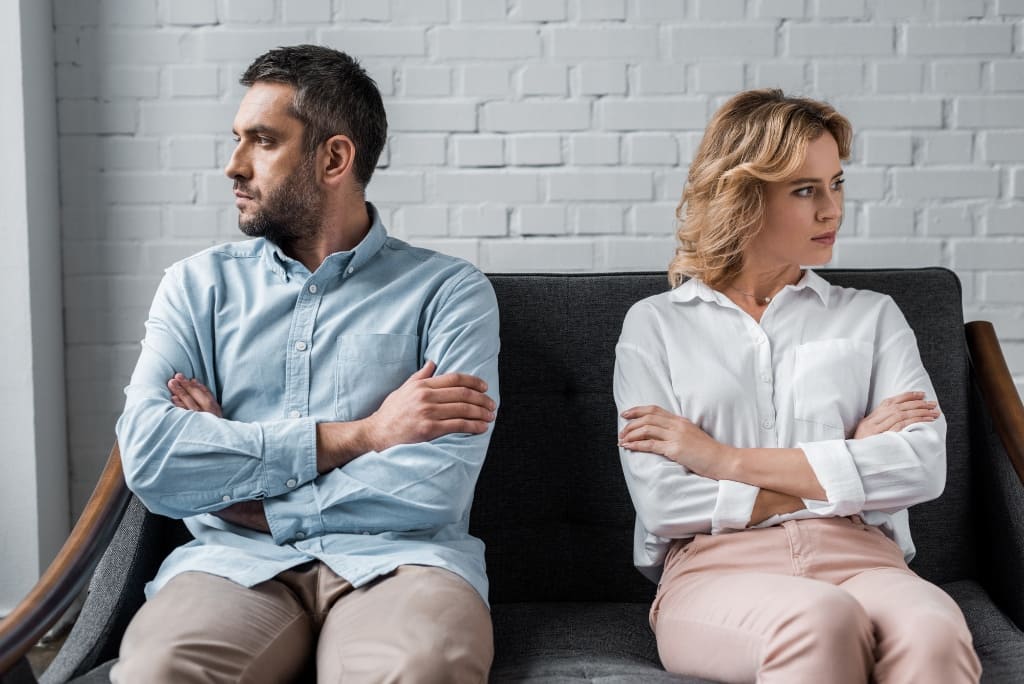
[[113, 45, 499, 683]]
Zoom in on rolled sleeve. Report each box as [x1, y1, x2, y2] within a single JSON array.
[[711, 480, 759, 533], [798, 439, 867, 516]]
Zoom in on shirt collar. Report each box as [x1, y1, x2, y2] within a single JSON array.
[[668, 269, 832, 307], [260, 202, 388, 282]]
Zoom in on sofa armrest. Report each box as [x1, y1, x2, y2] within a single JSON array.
[[966, 322, 1024, 629], [966, 322, 1024, 484], [0, 444, 131, 678]]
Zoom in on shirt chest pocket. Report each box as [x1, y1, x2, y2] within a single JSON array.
[[792, 338, 873, 439], [335, 333, 420, 421]]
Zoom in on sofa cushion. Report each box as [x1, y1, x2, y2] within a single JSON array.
[[944, 580, 1024, 682], [490, 602, 698, 683]]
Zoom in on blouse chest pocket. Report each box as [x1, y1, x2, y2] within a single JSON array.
[[792, 338, 873, 440], [335, 333, 420, 421]]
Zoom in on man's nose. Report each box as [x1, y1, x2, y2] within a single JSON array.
[[224, 144, 250, 180]]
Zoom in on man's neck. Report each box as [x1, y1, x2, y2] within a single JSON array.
[[285, 201, 372, 273]]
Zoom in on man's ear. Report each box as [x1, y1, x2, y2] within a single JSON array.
[[322, 134, 356, 186]]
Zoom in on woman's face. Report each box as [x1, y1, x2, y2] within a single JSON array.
[[745, 133, 844, 272]]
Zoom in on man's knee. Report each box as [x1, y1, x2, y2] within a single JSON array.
[[113, 572, 311, 684], [381, 640, 492, 684], [112, 640, 198, 683]]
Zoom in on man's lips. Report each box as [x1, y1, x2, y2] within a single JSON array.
[[234, 190, 255, 208], [811, 231, 836, 246]]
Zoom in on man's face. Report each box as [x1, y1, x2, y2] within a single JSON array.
[[224, 81, 323, 245]]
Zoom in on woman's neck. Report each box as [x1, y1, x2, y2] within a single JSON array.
[[719, 266, 803, 320]]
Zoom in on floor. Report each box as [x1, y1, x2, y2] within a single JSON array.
[[27, 630, 69, 677]]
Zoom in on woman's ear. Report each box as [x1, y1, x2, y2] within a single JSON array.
[[322, 134, 356, 185]]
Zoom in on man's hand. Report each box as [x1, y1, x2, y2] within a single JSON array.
[[167, 374, 268, 532], [619, 405, 730, 479], [316, 360, 496, 472], [168, 373, 223, 417], [854, 391, 939, 439], [362, 360, 496, 452], [211, 499, 270, 533]]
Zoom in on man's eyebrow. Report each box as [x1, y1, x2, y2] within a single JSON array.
[[233, 124, 284, 137], [787, 171, 845, 185]]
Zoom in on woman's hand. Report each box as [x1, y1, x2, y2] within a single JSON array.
[[619, 405, 730, 479], [749, 488, 805, 526], [167, 373, 223, 417], [854, 391, 939, 439]]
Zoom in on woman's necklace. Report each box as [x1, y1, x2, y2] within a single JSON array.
[[727, 285, 773, 305]]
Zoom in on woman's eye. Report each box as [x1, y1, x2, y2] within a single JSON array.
[[832, 178, 845, 191], [794, 186, 813, 197]]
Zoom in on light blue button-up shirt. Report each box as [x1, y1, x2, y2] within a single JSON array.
[[116, 205, 500, 603]]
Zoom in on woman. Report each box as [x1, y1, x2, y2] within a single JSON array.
[[614, 89, 981, 683]]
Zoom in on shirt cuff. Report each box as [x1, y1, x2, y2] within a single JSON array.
[[798, 440, 866, 516], [260, 417, 318, 498], [711, 480, 759, 533], [263, 484, 324, 544]]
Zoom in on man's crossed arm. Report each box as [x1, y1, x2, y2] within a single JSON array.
[[167, 360, 495, 532]]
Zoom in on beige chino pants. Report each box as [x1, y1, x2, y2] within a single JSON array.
[[652, 516, 981, 684], [111, 563, 493, 684]]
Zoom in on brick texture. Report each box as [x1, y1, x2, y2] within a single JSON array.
[[52, 0, 1024, 514]]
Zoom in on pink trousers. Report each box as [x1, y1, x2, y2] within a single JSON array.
[[652, 516, 981, 683]]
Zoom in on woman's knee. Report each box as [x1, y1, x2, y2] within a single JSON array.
[[777, 585, 871, 644], [766, 585, 874, 671], [879, 609, 980, 681]]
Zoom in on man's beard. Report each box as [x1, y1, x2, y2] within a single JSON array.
[[236, 156, 323, 246]]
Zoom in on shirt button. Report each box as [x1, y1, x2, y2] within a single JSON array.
[[308, 284, 318, 294], [286, 478, 297, 488], [295, 532, 306, 540], [295, 340, 307, 351], [221, 495, 230, 502], [347, 267, 354, 274], [761, 418, 774, 429], [761, 373, 771, 383], [289, 410, 301, 418]]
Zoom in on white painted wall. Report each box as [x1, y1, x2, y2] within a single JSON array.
[[0, 0, 68, 614], [52, 0, 1024, 517]]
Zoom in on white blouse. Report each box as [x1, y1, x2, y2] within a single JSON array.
[[614, 270, 946, 583]]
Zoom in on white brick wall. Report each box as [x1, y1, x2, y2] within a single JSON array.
[[54, 0, 1024, 514]]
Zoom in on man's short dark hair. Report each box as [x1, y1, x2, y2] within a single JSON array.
[[241, 44, 387, 189]]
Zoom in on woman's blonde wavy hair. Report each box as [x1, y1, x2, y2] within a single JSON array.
[[668, 89, 852, 289]]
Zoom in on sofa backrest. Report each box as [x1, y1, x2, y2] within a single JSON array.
[[473, 268, 975, 605]]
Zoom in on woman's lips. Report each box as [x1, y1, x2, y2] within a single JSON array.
[[812, 231, 836, 246]]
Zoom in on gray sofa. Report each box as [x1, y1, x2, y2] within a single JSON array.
[[2, 269, 1024, 683]]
